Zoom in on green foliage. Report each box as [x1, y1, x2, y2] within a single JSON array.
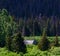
[[0, 9, 9, 47], [38, 29, 50, 51], [24, 45, 60, 56], [54, 35, 59, 47], [0, 45, 60, 56], [6, 36, 12, 51], [11, 32, 27, 53], [0, 9, 18, 47], [0, 48, 23, 56], [0, 39, 60, 56]]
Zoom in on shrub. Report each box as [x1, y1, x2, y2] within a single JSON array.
[[0, 9, 18, 47], [38, 29, 50, 51], [6, 36, 12, 51], [11, 32, 27, 53], [54, 34, 59, 47]]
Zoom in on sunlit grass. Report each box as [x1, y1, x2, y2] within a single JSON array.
[[0, 36, 60, 56]]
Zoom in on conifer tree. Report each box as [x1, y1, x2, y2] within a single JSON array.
[[6, 36, 12, 51], [11, 32, 27, 53], [54, 19, 59, 47], [0, 9, 18, 47], [54, 34, 59, 47], [38, 28, 50, 51]]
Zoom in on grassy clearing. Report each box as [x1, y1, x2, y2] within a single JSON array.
[[0, 36, 60, 56], [0, 48, 22, 56], [24, 36, 60, 42], [25, 45, 60, 56], [0, 45, 60, 56]]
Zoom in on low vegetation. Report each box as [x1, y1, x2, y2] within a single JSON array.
[[54, 34, 59, 47], [11, 32, 27, 53], [38, 29, 50, 51], [0, 9, 60, 56], [0, 45, 60, 56]]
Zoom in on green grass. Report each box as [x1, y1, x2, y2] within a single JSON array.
[[25, 45, 60, 56], [0, 48, 23, 56], [0, 45, 60, 56], [24, 36, 60, 42], [0, 36, 60, 56]]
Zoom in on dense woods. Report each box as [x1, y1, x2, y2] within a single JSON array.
[[0, 0, 60, 17], [0, 0, 60, 36], [16, 15, 60, 36]]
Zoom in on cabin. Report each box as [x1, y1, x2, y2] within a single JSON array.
[[24, 40, 37, 45]]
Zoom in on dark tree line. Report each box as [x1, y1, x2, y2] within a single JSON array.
[[16, 15, 60, 36], [0, 0, 60, 17]]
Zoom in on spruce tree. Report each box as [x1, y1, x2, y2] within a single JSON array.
[[54, 34, 59, 47], [6, 36, 12, 51], [11, 32, 27, 53], [38, 29, 50, 51], [0, 9, 17, 47]]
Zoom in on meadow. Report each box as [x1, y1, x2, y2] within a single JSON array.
[[0, 36, 60, 56], [24, 36, 60, 43]]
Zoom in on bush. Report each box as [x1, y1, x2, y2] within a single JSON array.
[[38, 29, 50, 51], [6, 36, 12, 51], [0, 9, 18, 47], [11, 32, 27, 53], [54, 34, 59, 47]]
